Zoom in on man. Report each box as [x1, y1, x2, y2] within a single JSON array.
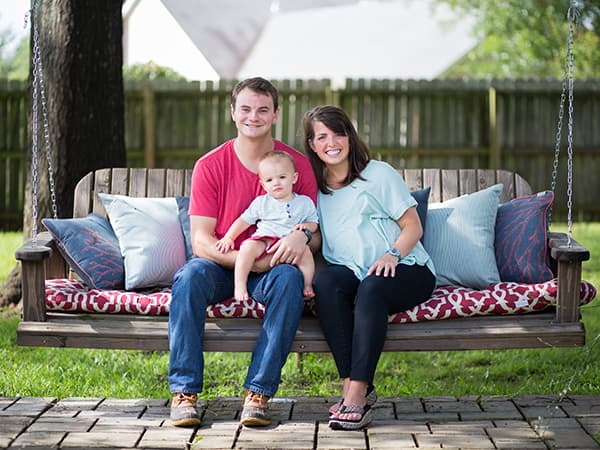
[[168, 77, 319, 427]]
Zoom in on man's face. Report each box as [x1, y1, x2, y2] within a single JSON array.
[[231, 88, 279, 139]]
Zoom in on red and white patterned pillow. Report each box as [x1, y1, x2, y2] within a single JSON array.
[[45, 278, 596, 323]]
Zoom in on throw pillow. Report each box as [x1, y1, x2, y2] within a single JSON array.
[[423, 184, 503, 289], [410, 186, 431, 241], [495, 191, 554, 283], [42, 214, 124, 290], [176, 195, 194, 260], [99, 193, 186, 290]]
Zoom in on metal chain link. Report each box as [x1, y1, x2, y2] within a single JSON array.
[[36, 15, 58, 221], [550, 0, 577, 247], [549, 62, 567, 203], [30, 6, 39, 245], [27, 0, 58, 246], [565, 8, 575, 246]]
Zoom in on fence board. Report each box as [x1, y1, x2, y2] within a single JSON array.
[[2, 78, 600, 228]]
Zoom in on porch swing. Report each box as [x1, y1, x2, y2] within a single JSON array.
[[15, 1, 595, 352]]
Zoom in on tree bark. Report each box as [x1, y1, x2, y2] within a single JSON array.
[[0, 0, 126, 308]]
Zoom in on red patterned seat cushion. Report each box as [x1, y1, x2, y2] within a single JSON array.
[[390, 279, 596, 323], [45, 279, 265, 318], [45, 278, 596, 323]]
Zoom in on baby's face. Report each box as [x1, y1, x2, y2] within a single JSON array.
[[258, 159, 298, 200]]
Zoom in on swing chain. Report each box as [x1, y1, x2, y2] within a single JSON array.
[[550, 0, 577, 247], [28, 0, 59, 246], [31, 11, 39, 245]]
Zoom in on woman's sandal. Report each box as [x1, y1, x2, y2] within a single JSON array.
[[328, 404, 373, 430], [328, 384, 377, 417]]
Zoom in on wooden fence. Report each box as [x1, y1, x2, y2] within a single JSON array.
[[1, 78, 599, 229]]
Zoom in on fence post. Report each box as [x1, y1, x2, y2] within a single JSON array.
[[143, 87, 156, 169], [325, 82, 340, 106], [488, 85, 500, 169]]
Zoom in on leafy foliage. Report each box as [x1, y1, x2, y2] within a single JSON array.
[[0, 28, 28, 80], [0, 232, 21, 284], [437, 0, 600, 78], [123, 60, 187, 81]]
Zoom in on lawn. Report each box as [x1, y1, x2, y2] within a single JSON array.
[[0, 224, 598, 400]]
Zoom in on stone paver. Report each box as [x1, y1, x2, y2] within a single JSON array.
[[138, 426, 197, 449], [0, 395, 598, 449]]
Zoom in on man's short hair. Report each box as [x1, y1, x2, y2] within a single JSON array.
[[231, 77, 279, 111]]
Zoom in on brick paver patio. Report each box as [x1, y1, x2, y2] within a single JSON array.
[[1, 394, 599, 449]]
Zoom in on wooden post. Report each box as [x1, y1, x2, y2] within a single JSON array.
[[488, 85, 500, 169], [15, 244, 52, 322], [555, 260, 582, 323], [326, 81, 340, 107], [143, 87, 156, 169], [548, 232, 590, 323]]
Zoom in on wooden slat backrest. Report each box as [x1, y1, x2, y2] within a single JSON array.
[[74, 168, 194, 218], [73, 167, 532, 218], [399, 168, 531, 203]]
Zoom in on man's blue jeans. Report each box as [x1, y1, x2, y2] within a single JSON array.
[[168, 258, 304, 397]]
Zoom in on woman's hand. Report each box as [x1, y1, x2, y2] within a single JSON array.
[[367, 253, 399, 277]]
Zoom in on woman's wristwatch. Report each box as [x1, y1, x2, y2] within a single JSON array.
[[386, 247, 401, 260]]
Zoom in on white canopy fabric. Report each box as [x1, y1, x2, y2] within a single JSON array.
[[124, 0, 476, 82]]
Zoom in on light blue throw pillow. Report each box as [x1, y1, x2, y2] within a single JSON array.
[[423, 184, 503, 289], [99, 193, 186, 290]]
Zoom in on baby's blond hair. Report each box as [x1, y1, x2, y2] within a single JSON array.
[[258, 150, 297, 175]]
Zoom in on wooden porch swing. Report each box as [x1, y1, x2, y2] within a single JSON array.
[[15, 1, 593, 353]]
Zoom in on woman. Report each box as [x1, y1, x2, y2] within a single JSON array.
[[302, 105, 436, 430]]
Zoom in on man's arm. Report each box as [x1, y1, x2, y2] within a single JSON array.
[[192, 215, 274, 273], [267, 224, 321, 266], [191, 215, 237, 269], [293, 221, 319, 233], [216, 217, 252, 252]]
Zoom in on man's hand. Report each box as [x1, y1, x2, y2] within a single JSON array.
[[267, 229, 307, 267]]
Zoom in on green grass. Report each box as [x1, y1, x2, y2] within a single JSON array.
[[0, 231, 22, 282], [0, 224, 598, 400]]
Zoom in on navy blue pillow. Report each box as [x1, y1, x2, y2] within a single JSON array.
[[42, 213, 124, 289], [495, 191, 554, 283], [176, 195, 193, 260], [410, 187, 431, 241]]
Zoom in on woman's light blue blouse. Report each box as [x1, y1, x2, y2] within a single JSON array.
[[317, 160, 435, 281]]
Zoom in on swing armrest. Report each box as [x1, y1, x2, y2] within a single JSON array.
[[15, 231, 66, 322], [15, 232, 54, 261], [547, 232, 590, 323], [548, 232, 590, 262]]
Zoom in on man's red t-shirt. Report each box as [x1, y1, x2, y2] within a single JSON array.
[[189, 139, 318, 250]]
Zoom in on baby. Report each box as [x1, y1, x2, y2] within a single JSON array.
[[216, 150, 318, 300]]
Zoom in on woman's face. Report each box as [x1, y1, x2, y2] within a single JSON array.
[[309, 121, 350, 167]]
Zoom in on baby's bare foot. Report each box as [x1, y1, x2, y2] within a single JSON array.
[[234, 288, 250, 301], [303, 287, 315, 298]]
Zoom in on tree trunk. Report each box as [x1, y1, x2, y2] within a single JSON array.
[[0, 0, 125, 308]]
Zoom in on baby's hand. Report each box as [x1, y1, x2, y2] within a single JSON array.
[[293, 224, 307, 231], [215, 237, 234, 253]]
